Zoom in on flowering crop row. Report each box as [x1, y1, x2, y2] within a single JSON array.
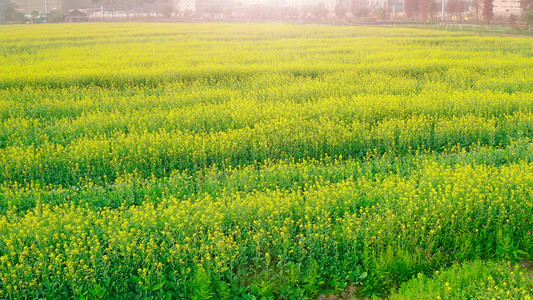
[[1, 159, 532, 298]]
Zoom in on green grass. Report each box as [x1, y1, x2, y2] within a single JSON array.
[[390, 23, 533, 36], [391, 260, 533, 299]]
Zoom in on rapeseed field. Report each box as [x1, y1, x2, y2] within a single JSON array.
[[0, 23, 532, 299]]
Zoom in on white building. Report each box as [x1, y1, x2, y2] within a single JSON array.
[[177, 0, 196, 12], [323, 0, 337, 11], [289, 0, 337, 10], [493, 0, 521, 17], [239, 0, 265, 5], [366, 0, 387, 9]]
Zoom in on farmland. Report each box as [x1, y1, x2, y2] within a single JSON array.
[[0, 23, 532, 298]]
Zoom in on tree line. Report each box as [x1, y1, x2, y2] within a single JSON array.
[[3, 0, 533, 26]]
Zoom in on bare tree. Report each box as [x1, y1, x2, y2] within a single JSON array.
[[427, 0, 437, 18], [471, 0, 481, 23], [521, 0, 533, 11], [521, 0, 533, 27], [312, 3, 328, 21], [335, 4, 347, 20], [482, 0, 493, 24], [446, 0, 458, 20], [31, 10, 39, 22], [419, 0, 429, 20], [404, 0, 418, 19]]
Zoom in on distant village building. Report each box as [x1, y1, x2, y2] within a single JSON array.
[[8, 0, 521, 18], [176, 0, 404, 14], [492, 0, 521, 17], [177, 0, 196, 12], [66, 9, 88, 21], [366, 0, 387, 9], [196, 0, 235, 12], [284, 0, 338, 11], [175, 0, 234, 13]]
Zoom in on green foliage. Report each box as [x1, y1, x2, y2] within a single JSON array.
[[0, 3, 26, 24], [352, 6, 370, 18], [190, 268, 213, 300], [373, 8, 386, 20], [391, 261, 533, 299], [47, 10, 65, 23], [524, 9, 533, 25]]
